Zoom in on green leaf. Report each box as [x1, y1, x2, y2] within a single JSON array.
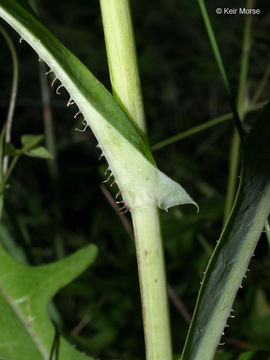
[[248, 288, 270, 336], [180, 103, 270, 360], [4, 142, 19, 156], [0, 223, 28, 264], [214, 353, 234, 360], [21, 134, 44, 151], [0, 243, 97, 360], [25, 146, 53, 159], [231, 350, 270, 360], [0, 0, 197, 212]]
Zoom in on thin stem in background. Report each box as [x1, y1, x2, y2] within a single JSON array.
[[1, 155, 20, 191], [152, 113, 232, 151], [39, 64, 58, 180], [197, 233, 213, 256], [39, 63, 65, 259], [0, 25, 19, 175], [237, 0, 254, 120], [100, 184, 133, 237], [223, 0, 254, 223], [167, 284, 191, 324], [151, 101, 266, 152], [71, 296, 107, 337], [251, 61, 270, 105], [197, 0, 244, 140], [226, 337, 258, 351]]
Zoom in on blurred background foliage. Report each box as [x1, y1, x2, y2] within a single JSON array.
[[0, 0, 270, 359]]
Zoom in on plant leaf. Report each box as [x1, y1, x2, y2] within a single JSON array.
[[21, 134, 44, 151], [0, 0, 197, 212], [214, 353, 234, 360], [0, 222, 28, 264], [230, 350, 270, 360], [26, 146, 53, 159], [0, 243, 97, 360], [4, 142, 19, 156], [180, 103, 270, 360]]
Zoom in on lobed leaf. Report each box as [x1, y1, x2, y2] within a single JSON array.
[[0, 243, 97, 360], [21, 134, 44, 151]]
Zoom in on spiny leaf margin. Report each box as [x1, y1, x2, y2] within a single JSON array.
[[180, 103, 270, 360], [0, 0, 197, 212]]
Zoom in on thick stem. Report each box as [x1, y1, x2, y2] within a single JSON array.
[[131, 206, 173, 360], [99, 0, 147, 135], [100, 2, 173, 358]]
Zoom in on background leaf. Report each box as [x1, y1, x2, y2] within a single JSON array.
[[230, 350, 270, 359], [21, 134, 44, 151], [25, 146, 53, 159], [3, 142, 18, 156], [0, 243, 97, 360]]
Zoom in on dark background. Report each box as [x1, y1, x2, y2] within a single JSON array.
[[1, 0, 270, 359]]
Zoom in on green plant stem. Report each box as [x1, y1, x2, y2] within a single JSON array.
[[131, 207, 173, 360], [223, 0, 254, 224], [237, 0, 254, 119], [0, 155, 20, 192], [100, 1, 173, 359], [151, 101, 266, 151], [0, 24, 19, 175], [152, 113, 232, 151], [265, 220, 270, 248], [197, 0, 243, 140], [251, 61, 270, 105], [224, 132, 240, 221], [99, 0, 147, 136]]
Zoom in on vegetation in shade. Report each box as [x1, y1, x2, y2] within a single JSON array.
[[181, 103, 270, 360], [0, 0, 270, 359], [0, 244, 97, 360]]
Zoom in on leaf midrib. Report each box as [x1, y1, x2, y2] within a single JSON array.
[[0, 282, 48, 359]]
